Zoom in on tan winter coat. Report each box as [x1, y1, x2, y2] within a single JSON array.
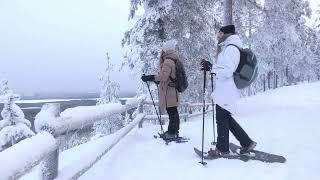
[[154, 50, 180, 109]]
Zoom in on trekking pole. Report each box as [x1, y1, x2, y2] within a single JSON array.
[[200, 70, 207, 165], [210, 73, 217, 146], [145, 77, 164, 134], [156, 84, 162, 131]]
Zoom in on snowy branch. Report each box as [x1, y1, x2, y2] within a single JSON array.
[[246, 0, 267, 12]]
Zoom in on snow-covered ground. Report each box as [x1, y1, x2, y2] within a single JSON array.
[[21, 82, 320, 180]]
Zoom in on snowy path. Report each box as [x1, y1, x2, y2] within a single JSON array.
[[78, 82, 320, 180], [20, 82, 320, 180]]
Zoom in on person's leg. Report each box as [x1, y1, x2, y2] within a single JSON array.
[[172, 106, 180, 135], [166, 107, 178, 134], [215, 105, 230, 152], [229, 115, 253, 148]]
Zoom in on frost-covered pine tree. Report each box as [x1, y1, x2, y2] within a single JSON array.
[[315, 5, 320, 80], [0, 78, 11, 96], [315, 5, 320, 32], [219, 0, 317, 93], [92, 53, 123, 138], [298, 24, 320, 80], [97, 52, 120, 105], [250, 0, 313, 87], [315, 7, 320, 79], [123, 0, 222, 103], [0, 79, 34, 152]]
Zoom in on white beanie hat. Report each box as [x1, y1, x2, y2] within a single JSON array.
[[162, 39, 177, 51]]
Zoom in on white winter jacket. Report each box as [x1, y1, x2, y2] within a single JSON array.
[[211, 35, 243, 114]]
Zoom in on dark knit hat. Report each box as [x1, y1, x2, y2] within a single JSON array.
[[219, 25, 236, 34]]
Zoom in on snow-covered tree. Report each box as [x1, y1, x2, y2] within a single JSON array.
[[224, 0, 233, 25], [315, 5, 320, 32], [0, 79, 11, 96], [0, 79, 34, 152], [125, 0, 319, 100], [219, 0, 318, 93], [97, 52, 120, 105], [92, 53, 123, 138], [246, 0, 315, 88], [123, 0, 222, 103], [313, 5, 320, 80]]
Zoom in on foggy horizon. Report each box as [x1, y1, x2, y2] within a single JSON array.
[[0, 0, 138, 95]]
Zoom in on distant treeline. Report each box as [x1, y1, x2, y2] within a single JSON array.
[[20, 91, 136, 100]]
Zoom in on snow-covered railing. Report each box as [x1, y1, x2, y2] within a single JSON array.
[[0, 131, 57, 180], [53, 98, 210, 179], [35, 96, 145, 136], [1, 96, 146, 180], [142, 100, 213, 122], [33, 95, 146, 180], [55, 113, 145, 180], [1, 94, 212, 180]]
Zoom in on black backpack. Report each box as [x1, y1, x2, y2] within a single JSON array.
[[167, 58, 188, 92], [227, 44, 258, 89]]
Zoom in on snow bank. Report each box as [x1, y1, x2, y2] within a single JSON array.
[[0, 131, 57, 180], [236, 82, 320, 116]]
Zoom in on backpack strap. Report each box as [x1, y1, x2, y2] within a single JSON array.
[[226, 44, 242, 72], [165, 57, 177, 63], [226, 44, 241, 51]]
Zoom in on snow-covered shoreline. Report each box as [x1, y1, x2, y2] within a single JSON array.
[[15, 98, 98, 104]]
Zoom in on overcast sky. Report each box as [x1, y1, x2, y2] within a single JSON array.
[[0, 0, 137, 95], [0, 0, 319, 96]]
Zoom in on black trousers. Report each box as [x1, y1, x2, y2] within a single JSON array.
[[166, 106, 180, 134], [216, 104, 252, 152]]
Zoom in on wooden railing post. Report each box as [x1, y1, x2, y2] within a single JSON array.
[[138, 103, 144, 128], [184, 103, 188, 122], [40, 103, 60, 180], [41, 148, 59, 180], [120, 99, 127, 123], [189, 104, 192, 114], [120, 98, 136, 125]]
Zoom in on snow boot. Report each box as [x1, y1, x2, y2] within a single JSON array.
[[161, 131, 178, 140], [240, 141, 257, 154], [208, 148, 230, 157]]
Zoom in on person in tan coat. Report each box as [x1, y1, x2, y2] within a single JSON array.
[[141, 40, 180, 139]]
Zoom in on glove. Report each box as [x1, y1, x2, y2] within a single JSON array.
[[200, 59, 212, 71], [141, 75, 155, 82]]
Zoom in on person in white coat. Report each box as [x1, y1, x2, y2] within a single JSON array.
[[201, 25, 256, 156]]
